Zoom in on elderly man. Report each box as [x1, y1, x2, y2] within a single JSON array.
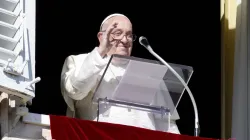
[[61, 13, 180, 134]]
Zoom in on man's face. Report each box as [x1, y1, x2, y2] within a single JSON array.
[[101, 16, 134, 56]]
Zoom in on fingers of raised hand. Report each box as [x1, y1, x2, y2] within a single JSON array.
[[104, 22, 118, 39]]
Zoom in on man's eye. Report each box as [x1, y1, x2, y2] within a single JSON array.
[[127, 34, 133, 38]]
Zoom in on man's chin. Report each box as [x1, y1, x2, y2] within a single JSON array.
[[116, 51, 130, 56]]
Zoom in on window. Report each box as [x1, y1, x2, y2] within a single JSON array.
[[0, 0, 39, 104]]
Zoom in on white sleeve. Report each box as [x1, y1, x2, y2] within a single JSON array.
[[61, 47, 109, 101], [168, 120, 180, 134], [154, 119, 180, 134]]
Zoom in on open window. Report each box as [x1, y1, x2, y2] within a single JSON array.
[[0, 0, 39, 104]]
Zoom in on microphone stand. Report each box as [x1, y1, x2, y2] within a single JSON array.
[[139, 37, 200, 137]]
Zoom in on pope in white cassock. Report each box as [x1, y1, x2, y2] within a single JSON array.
[[60, 13, 180, 134]]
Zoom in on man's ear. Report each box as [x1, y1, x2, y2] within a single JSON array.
[[97, 32, 103, 43]]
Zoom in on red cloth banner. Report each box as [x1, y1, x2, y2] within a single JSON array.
[[50, 115, 217, 140]]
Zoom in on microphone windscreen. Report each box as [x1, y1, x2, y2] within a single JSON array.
[[139, 36, 149, 47]]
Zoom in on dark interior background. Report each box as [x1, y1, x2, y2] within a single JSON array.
[[29, 1, 221, 139]]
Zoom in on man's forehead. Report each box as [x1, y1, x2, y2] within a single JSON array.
[[100, 14, 132, 31]]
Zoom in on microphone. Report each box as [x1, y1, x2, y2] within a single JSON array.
[[139, 36, 200, 137], [139, 36, 153, 52]]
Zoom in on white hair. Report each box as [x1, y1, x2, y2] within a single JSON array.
[[99, 13, 127, 31]]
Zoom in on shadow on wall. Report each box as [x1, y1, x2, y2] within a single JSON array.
[[221, 8, 236, 139]]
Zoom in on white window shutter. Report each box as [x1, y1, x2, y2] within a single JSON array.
[[0, 0, 39, 104]]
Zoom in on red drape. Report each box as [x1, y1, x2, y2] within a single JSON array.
[[50, 115, 216, 140]]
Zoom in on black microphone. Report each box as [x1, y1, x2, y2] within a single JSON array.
[[139, 36, 153, 51]]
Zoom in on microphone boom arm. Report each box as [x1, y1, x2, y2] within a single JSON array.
[[139, 37, 200, 136]]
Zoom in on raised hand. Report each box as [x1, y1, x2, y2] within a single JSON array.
[[98, 21, 118, 57]]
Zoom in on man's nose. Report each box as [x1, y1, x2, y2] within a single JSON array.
[[120, 35, 129, 44]]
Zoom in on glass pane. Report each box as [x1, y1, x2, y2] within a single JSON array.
[[92, 54, 193, 117]]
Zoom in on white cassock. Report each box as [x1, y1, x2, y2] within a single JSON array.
[[60, 47, 180, 134]]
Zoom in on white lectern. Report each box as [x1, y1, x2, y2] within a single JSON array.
[[92, 54, 193, 132]]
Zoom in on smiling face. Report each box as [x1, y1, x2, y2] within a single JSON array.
[[98, 16, 134, 56]]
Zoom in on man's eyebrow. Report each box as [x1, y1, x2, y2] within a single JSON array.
[[113, 29, 122, 32], [113, 29, 132, 33]]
